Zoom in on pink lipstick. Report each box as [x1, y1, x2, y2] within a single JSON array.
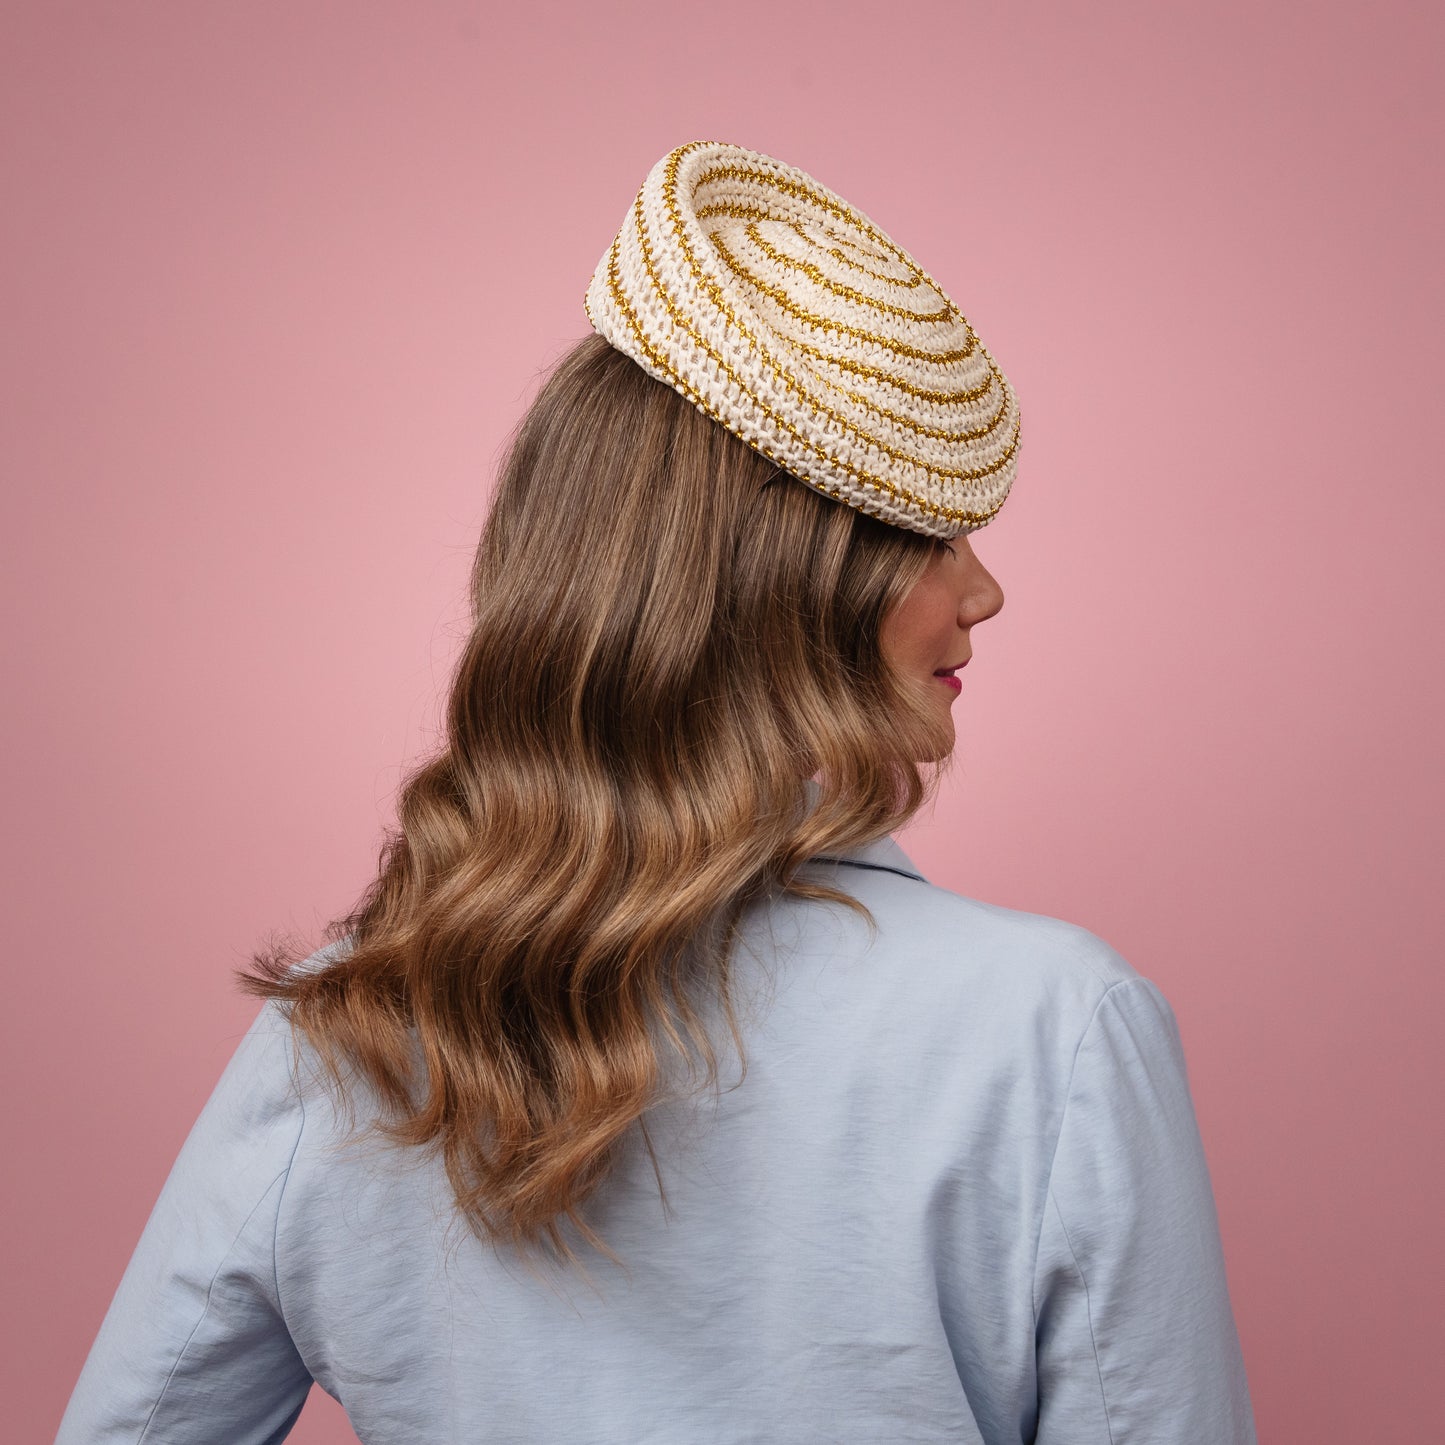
[[933, 661, 967, 694]]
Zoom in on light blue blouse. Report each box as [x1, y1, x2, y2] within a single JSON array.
[[58, 835, 1257, 1443]]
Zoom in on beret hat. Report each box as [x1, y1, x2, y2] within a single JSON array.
[[584, 140, 1020, 539]]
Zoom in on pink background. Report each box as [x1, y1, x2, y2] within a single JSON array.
[[5, 2, 1441, 1440]]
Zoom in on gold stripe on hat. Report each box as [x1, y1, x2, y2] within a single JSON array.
[[632, 192, 1017, 488], [698, 208, 924, 290], [690, 157, 969, 320], [839, 383, 1012, 445], [646, 187, 1019, 478], [738, 221, 953, 324], [604, 222, 1005, 530], [707, 229, 972, 361], [692, 160, 922, 276], [784, 334, 997, 406], [585, 141, 1021, 537]]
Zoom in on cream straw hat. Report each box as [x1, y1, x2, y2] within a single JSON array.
[[584, 140, 1020, 539]]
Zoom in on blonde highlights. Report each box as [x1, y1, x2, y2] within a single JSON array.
[[240, 333, 945, 1270]]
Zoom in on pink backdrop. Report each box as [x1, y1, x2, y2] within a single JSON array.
[[6, 2, 1441, 1440]]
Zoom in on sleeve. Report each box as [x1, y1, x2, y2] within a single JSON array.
[[1032, 976, 1258, 1444], [56, 1001, 316, 1445]]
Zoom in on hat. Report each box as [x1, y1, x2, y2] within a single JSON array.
[[584, 141, 1020, 539]]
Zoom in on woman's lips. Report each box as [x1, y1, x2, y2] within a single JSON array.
[[932, 660, 968, 695]]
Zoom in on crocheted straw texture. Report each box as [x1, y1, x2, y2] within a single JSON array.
[[584, 141, 1020, 539]]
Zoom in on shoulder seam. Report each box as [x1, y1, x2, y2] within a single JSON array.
[[1030, 978, 1141, 1327], [1056, 931, 1135, 989], [134, 1166, 293, 1443], [1046, 1189, 1120, 1443]]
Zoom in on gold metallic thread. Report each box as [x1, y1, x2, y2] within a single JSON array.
[[781, 332, 997, 406], [811, 234, 921, 288], [739, 220, 952, 323], [651, 164, 1018, 478], [588, 142, 1020, 534], [635, 195, 1017, 485], [666, 151, 981, 368], [707, 230, 972, 362], [672, 150, 1014, 422], [839, 382, 1011, 444], [626, 191, 1018, 497], [603, 229, 1000, 531], [692, 161, 922, 276], [689, 157, 971, 323], [700, 207, 923, 291], [601, 216, 1005, 528]]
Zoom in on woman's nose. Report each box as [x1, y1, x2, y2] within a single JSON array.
[[961, 561, 1005, 627]]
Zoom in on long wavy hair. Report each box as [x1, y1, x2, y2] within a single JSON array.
[[240, 332, 949, 1270]]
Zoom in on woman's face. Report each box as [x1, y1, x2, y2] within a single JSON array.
[[880, 531, 1005, 758]]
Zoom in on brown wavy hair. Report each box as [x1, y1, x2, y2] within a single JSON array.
[[240, 332, 949, 1271]]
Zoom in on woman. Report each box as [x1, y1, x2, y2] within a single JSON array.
[[58, 142, 1257, 1443]]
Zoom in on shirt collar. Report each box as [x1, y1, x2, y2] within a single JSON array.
[[797, 784, 927, 881], [811, 831, 928, 883]]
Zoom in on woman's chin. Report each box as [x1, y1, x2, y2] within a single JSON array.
[[912, 710, 955, 763], [921, 729, 955, 763], [885, 678, 957, 764]]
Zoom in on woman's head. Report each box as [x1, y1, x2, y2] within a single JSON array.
[[467, 332, 1000, 792], [241, 333, 1005, 1274]]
